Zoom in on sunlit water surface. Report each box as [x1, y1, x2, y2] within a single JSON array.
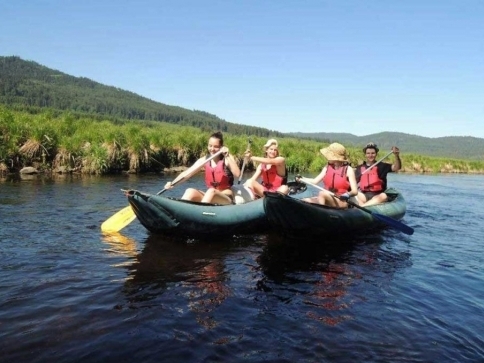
[[0, 173, 483, 362]]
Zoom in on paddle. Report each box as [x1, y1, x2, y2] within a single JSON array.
[[300, 177, 414, 235], [238, 139, 252, 184], [155, 149, 224, 195], [101, 149, 224, 233], [360, 150, 394, 175]]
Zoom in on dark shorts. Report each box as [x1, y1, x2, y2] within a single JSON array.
[[362, 191, 382, 201]]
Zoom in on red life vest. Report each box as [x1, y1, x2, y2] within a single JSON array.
[[322, 164, 350, 195], [358, 165, 384, 192], [204, 158, 233, 190], [261, 163, 286, 192]]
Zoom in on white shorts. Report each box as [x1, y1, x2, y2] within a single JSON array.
[[231, 185, 256, 204]]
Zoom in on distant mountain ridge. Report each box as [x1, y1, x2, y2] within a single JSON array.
[[289, 132, 484, 161], [0, 56, 283, 138], [1, 55, 483, 160]]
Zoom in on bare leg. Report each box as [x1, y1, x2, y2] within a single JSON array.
[[181, 188, 204, 202], [302, 197, 317, 203], [207, 193, 233, 205], [245, 179, 265, 198], [362, 192, 388, 207], [277, 185, 289, 195], [201, 188, 233, 204], [320, 190, 349, 208], [317, 190, 328, 205], [201, 188, 217, 203], [356, 191, 367, 205]]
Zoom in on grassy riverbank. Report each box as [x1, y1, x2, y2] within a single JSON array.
[[1, 106, 484, 175]]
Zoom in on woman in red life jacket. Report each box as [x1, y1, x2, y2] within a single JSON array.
[[355, 143, 401, 207], [301, 142, 358, 208], [164, 131, 240, 204], [243, 139, 289, 198]]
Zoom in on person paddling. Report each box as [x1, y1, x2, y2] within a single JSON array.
[[164, 131, 240, 204], [243, 138, 289, 198], [299, 143, 358, 208], [355, 143, 401, 207]]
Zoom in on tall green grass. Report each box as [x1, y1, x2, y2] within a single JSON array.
[[1, 106, 483, 175]]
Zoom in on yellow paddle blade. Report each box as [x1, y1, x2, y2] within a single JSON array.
[[101, 205, 136, 233]]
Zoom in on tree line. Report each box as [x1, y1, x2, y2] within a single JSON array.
[[0, 56, 283, 138]]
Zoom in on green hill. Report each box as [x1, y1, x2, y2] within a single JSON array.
[[0, 56, 282, 138], [290, 132, 484, 161], [1, 55, 483, 161]]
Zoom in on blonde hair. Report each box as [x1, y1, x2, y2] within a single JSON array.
[[264, 139, 279, 157]]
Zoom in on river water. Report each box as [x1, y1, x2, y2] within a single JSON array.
[[0, 172, 482, 362]]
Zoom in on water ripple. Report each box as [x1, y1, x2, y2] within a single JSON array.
[[0, 174, 483, 362]]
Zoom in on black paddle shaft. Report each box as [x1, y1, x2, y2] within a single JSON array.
[[346, 199, 414, 235], [303, 178, 414, 236]]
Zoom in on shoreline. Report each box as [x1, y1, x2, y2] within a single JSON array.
[[2, 166, 484, 180]]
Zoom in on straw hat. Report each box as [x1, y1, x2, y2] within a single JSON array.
[[264, 139, 278, 149], [320, 143, 348, 161]]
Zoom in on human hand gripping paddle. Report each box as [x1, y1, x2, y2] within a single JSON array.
[[299, 177, 414, 235], [101, 149, 224, 233], [238, 139, 252, 184]]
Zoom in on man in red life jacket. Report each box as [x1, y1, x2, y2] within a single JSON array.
[[355, 143, 401, 207]]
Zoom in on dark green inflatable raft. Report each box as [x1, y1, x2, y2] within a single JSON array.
[[125, 181, 308, 237], [263, 188, 410, 238]]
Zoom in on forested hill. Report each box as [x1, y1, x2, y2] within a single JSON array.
[[1, 56, 483, 160], [290, 132, 484, 161], [0, 56, 282, 138]]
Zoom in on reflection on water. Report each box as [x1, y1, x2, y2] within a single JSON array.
[[111, 230, 413, 331], [101, 232, 139, 258], [119, 234, 249, 329], [2, 173, 481, 362], [256, 232, 412, 326]]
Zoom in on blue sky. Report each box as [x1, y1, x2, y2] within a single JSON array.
[[1, 0, 483, 138]]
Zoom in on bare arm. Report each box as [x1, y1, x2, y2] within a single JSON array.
[[249, 155, 286, 166], [224, 151, 241, 179], [245, 150, 287, 177], [346, 167, 359, 196], [391, 146, 401, 172], [303, 166, 327, 185], [164, 156, 206, 189]]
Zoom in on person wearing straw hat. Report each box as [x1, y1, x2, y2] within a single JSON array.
[[300, 142, 358, 208], [355, 143, 401, 207], [243, 138, 289, 198]]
